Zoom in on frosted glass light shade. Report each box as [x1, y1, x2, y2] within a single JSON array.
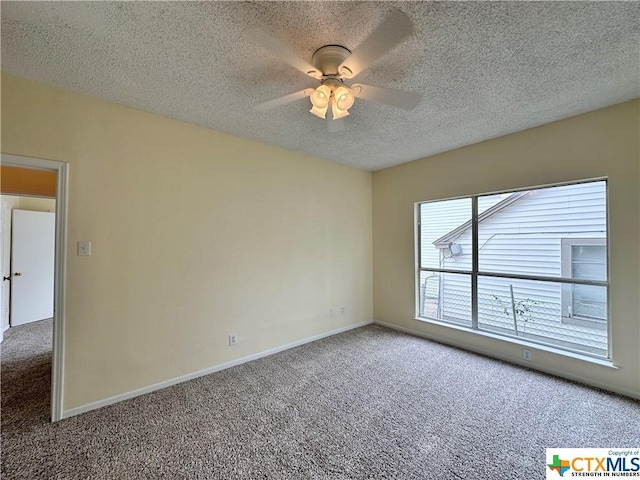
[[331, 98, 350, 119], [310, 85, 331, 109], [310, 104, 328, 119], [333, 85, 354, 111]]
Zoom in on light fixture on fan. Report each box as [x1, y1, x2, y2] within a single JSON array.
[[309, 79, 355, 120], [309, 84, 331, 119], [248, 9, 423, 126]]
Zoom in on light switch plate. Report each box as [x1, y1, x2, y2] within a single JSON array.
[[77, 240, 92, 256]]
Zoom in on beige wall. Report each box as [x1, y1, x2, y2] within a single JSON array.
[[373, 99, 640, 397], [0, 195, 56, 332], [11, 196, 56, 212], [1, 73, 373, 410]]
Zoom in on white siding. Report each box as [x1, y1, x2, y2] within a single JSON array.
[[419, 194, 510, 271], [474, 182, 605, 276], [419, 198, 470, 270]]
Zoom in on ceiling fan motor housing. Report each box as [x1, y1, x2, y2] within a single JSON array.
[[311, 45, 352, 77]]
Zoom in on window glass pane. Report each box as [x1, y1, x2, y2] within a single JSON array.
[[478, 193, 513, 215], [416, 180, 608, 359], [478, 182, 607, 277], [572, 284, 607, 320], [419, 198, 471, 271], [573, 245, 606, 264], [418, 271, 471, 327], [478, 276, 607, 357], [571, 245, 606, 281]]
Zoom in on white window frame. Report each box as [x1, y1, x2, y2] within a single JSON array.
[[415, 178, 610, 359]]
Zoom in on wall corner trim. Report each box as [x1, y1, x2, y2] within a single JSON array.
[[61, 320, 374, 420]]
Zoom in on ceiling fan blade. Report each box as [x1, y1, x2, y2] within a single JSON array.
[[246, 27, 322, 79], [255, 89, 313, 111], [352, 83, 422, 110], [338, 9, 413, 79]]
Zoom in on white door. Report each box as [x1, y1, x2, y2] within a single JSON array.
[[11, 209, 55, 326]]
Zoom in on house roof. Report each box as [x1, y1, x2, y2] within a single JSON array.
[[433, 191, 530, 248], [1, 2, 638, 171]]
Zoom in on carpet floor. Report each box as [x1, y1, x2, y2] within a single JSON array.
[[1, 320, 639, 479]]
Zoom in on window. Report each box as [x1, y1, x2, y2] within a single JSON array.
[[416, 180, 609, 358], [561, 239, 607, 329]]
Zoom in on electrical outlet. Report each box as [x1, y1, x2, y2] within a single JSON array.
[[341, 306, 346, 315], [228, 334, 237, 347], [330, 308, 336, 318], [522, 348, 532, 361]]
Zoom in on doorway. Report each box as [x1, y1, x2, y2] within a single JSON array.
[[0, 154, 68, 422]]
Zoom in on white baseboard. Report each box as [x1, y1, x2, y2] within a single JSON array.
[[62, 320, 374, 419], [373, 319, 640, 400]]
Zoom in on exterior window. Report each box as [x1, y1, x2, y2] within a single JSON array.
[[561, 239, 607, 328], [416, 180, 609, 358]]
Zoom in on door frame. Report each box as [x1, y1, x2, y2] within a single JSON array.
[[1, 153, 68, 422], [0, 200, 6, 344]]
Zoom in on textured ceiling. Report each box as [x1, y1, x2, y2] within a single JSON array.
[[2, 1, 639, 171]]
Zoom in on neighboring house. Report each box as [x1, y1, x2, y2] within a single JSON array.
[[420, 181, 607, 356]]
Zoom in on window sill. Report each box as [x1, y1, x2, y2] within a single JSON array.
[[413, 316, 618, 369]]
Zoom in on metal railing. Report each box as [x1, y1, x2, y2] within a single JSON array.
[[419, 287, 607, 357]]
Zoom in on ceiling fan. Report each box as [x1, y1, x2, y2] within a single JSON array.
[[247, 9, 423, 122]]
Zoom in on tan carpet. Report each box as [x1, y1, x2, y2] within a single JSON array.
[[2, 320, 638, 479]]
